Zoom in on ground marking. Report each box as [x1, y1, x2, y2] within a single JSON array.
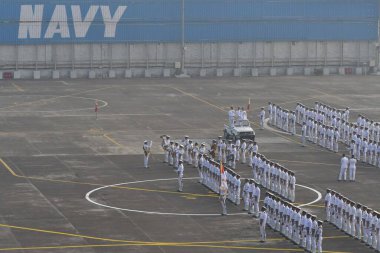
[[0, 159, 215, 198], [86, 178, 322, 216], [11, 83, 24, 92]]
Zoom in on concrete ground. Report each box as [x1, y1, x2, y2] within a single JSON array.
[[0, 76, 379, 252]]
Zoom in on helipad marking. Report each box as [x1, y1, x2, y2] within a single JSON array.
[[295, 184, 322, 207], [0, 96, 108, 113], [85, 177, 247, 216], [86, 178, 322, 216]]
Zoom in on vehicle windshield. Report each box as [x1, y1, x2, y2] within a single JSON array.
[[238, 120, 250, 127]]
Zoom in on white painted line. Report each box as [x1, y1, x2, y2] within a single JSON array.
[[296, 184, 322, 207], [86, 177, 322, 216], [85, 177, 248, 216], [0, 96, 108, 113]]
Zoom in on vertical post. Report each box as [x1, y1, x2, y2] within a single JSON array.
[[180, 0, 185, 74]]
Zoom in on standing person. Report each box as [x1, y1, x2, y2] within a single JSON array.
[[228, 106, 235, 126], [338, 154, 349, 181], [176, 160, 184, 192], [259, 207, 268, 242], [316, 221, 323, 253], [259, 107, 265, 130], [160, 135, 170, 163], [301, 122, 307, 147], [240, 139, 247, 164], [242, 179, 250, 211], [143, 140, 152, 168], [253, 183, 261, 218], [349, 155, 357, 182], [220, 178, 228, 216], [268, 102, 273, 124]]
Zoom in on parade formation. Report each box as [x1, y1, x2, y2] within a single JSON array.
[[138, 98, 380, 253]]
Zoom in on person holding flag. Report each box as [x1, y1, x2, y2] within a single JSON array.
[[219, 162, 228, 215]]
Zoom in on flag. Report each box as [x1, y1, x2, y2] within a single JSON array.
[[220, 162, 224, 175], [95, 102, 98, 113], [247, 98, 251, 111]]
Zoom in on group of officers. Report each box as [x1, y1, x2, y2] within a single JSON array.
[[264, 192, 323, 253], [268, 100, 380, 170], [325, 189, 380, 251], [266, 103, 297, 135], [251, 152, 296, 202]]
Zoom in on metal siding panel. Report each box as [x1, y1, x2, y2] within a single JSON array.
[[0, 0, 378, 44]]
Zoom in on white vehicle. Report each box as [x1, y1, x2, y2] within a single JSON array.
[[223, 120, 255, 141]]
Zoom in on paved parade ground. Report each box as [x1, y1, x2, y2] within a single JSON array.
[[0, 76, 380, 252]]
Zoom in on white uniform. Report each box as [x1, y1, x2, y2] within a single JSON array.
[[228, 109, 235, 126], [162, 138, 170, 163], [301, 125, 307, 146], [243, 182, 250, 211], [143, 141, 152, 168], [240, 141, 247, 164], [325, 193, 331, 222], [220, 182, 228, 215], [177, 163, 184, 191], [259, 109, 265, 129], [349, 158, 357, 181], [259, 210, 268, 241], [338, 156, 349, 181], [253, 186, 261, 217]]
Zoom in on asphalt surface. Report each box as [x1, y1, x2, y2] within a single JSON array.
[[0, 76, 379, 252]]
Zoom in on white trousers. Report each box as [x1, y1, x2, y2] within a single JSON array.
[[144, 154, 150, 168], [338, 166, 347, 181]]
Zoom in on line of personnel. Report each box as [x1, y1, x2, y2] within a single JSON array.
[[252, 152, 296, 202], [325, 189, 380, 251], [297, 103, 380, 167], [264, 192, 323, 253]]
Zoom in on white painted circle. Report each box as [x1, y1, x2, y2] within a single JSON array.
[[0, 96, 108, 113], [295, 184, 322, 207], [85, 177, 322, 216]]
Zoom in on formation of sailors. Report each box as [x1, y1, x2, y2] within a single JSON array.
[[200, 155, 241, 205], [267, 102, 297, 135], [264, 192, 323, 253], [252, 152, 296, 202], [325, 189, 380, 251]]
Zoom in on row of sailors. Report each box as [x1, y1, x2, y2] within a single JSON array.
[[161, 135, 208, 168], [265, 106, 297, 135], [295, 103, 380, 150], [296, 103, 380, 145], [228, 106, 248, 126], [301, 122, 340, 152], [298, 117, 380, 166], [252, 152, 296, 202], [298, 105, 380, 145], [216, 137, 259, 168], [349, 138, 380, 166], [325, 189, 380, 251], [199, 155, 241, 205], [295, 102, 350, 125], [242, 179, 261, 217], [356, 115, 380, 143], [264, 192, 323, 253]]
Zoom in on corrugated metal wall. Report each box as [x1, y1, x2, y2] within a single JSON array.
[[0, 0, 378, 44]]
